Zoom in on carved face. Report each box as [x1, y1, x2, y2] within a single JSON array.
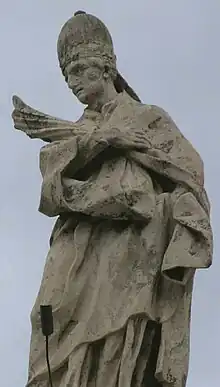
[[65, 59, 106, 105]]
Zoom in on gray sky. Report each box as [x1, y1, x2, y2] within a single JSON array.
[[1, 1, 219, 386]]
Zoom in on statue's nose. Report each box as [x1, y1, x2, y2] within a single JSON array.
[[67, 76, 80, 92]]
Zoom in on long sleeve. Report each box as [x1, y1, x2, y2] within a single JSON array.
[[60, 167, 155, 222], [38, 135, 156, 221], [161, 186, 212, 285]]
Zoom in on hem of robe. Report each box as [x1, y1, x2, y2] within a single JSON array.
[[27, 315, 164, 387], [26, 287, 191, 387]]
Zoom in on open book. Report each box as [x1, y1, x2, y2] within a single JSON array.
[[12, 95, 79, 142]]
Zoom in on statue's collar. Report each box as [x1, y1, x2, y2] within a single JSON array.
[[83, 91, 129, 122]]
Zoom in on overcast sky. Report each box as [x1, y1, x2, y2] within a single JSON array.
[[1, 1, 219, 386]]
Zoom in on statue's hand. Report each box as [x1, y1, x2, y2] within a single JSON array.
[[96, 127, 151, 150]]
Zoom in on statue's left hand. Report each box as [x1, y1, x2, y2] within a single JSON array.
[[95, 127, 151, 150]]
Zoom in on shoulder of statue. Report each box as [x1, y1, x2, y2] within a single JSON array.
[[134, 102, 172, 130], [142, 103, 169, 116]]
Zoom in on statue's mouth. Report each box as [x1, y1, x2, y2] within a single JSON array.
[[75, 87, 83, 94]]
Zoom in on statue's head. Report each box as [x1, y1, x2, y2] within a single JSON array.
[[57, 11, 118, 105], [57, 11, 141, 105]]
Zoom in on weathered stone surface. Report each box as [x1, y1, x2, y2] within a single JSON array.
[[12, 11, 212, 387]]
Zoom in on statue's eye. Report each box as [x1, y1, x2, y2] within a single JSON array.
[[73, 66, 80, 75], [72, 65, 85, 76], [67, 63, 86, 77]]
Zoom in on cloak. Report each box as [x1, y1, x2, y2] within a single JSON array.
[[12, 92, 212, 387]]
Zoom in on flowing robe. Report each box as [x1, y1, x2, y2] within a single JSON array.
[[12, 92, 212, 387]]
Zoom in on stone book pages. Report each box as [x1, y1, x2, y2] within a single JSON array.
[[12, 95, 80, 142]]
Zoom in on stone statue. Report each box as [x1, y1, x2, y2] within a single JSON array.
[[12, 11, 213, 387]]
